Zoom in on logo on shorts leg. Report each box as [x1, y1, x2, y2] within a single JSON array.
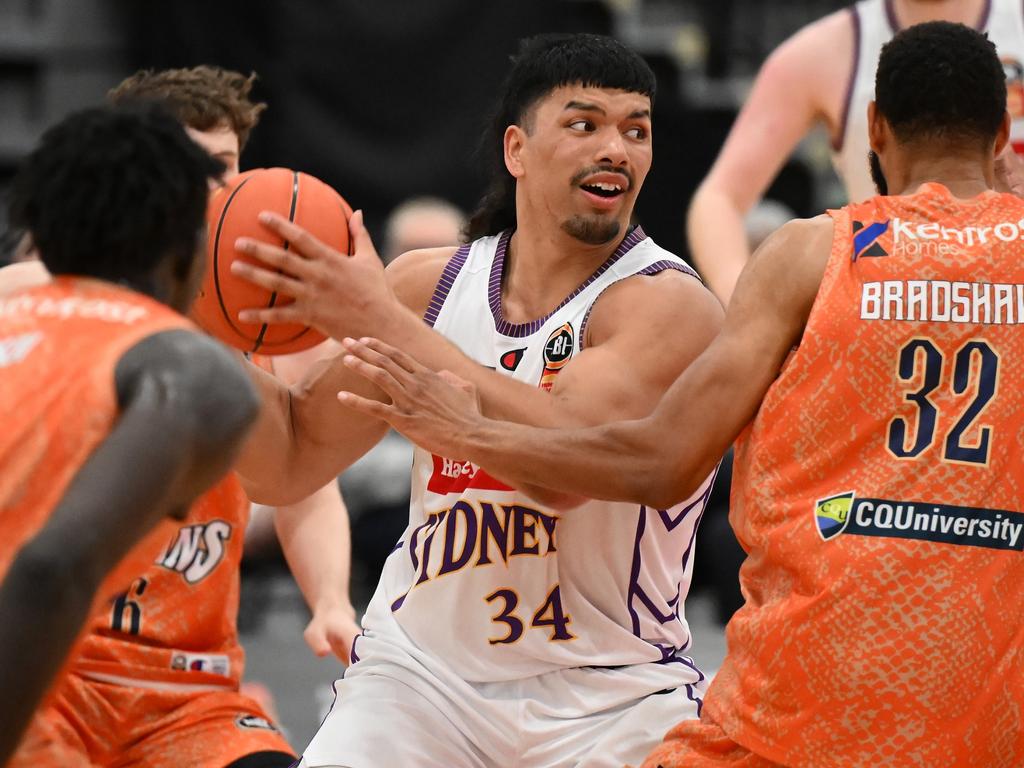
[[814, 491, 855, 541], [235, 714, 279, 731]]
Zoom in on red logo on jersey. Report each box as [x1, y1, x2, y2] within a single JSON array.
[[500, 347, 527, 371], [426, 455, 513, 495]]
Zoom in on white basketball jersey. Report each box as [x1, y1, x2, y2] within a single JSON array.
[[360, 228, 716, 684], [832, 0, 1024, 203]]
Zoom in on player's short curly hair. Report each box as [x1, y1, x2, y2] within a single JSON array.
[[8, 105, 223, 283], [467, 34, 655, 241], [876, 22, 1006, 147], [107, 65, 267, 151]]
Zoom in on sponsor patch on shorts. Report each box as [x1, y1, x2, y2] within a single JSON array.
[[235, 714, 279, 731]]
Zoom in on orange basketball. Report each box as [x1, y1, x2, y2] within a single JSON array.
[[191, 167, 353, 355]]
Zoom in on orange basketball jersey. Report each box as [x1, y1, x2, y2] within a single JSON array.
[[0, 277, 192, 602], [72, 472, 249, 690], [716, 184, 1024, 766]]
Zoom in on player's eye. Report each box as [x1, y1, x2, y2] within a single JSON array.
[[624, 127, 647, 140], [568, 120, 593, 132]]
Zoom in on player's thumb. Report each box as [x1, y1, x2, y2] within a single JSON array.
[[349, 210, 380, 261]]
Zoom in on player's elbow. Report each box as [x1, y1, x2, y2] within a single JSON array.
[[635, 449, 704, 510]]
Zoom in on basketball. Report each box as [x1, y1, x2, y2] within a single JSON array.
[[191, 167, 354, 355]]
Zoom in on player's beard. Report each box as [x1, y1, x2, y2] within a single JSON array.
[[561, 214, 621, 245], [868, 151, 888, 196]]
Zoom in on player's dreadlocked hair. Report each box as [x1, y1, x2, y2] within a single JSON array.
[[9, 105, 222, 285], [108, 65, 267, 151], [876, 22, 1006, 147], [466, 33, 655, 241]]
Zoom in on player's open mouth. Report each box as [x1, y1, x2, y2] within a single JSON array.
[[579, 181, 624, 198]]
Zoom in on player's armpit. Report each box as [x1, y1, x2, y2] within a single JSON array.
[[458, 216, 833, 508]]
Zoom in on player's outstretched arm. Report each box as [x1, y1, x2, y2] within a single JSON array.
[[688, 10, 850, 304], [342, 217, 832, 508], [0, 330, 258, 762]]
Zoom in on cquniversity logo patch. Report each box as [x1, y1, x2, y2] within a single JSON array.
[[814, 491, 855, 541], [852, 220, 889, 260]]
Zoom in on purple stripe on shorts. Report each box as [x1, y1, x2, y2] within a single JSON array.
[[488, 226, 647, 338], [423, 244, 471, 327]]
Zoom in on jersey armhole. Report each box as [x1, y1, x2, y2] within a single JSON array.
[[423, 243, 472, 328]]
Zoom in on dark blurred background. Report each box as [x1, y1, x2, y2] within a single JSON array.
[[0, 0, 848, 259]]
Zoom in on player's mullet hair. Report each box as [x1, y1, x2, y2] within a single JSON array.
[[875, 22, 1006, 148], [8, 105, 223, 285], [107, 65, 267, 151], [466, 33, 655, 241]]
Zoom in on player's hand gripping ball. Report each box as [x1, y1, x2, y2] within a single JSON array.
[[191, 167, 353, 354]]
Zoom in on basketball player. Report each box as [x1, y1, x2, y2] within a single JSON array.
[[231, 33, 724, 767], [338, 22, 1024, 767], [0, 106, 257, 763], [2, 67, 349, 768], [689, 0, 1024, 304]]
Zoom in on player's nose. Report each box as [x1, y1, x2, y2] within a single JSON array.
[[594, 127, 629, 167]]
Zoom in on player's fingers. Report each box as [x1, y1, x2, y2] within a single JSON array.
[[337, 390, 396, 420], [230, 259, 306, 298], [234, 237, 315, 278], [238, 305, 307, 325], [356, 337, 423, 375], [257, 211, 335, 261], [342, 338, 415, 384]]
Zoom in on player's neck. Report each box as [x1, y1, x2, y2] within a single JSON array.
[[502, 220, 621, 323], [893, 0, 986, 28], [890, 148, 995, 198]]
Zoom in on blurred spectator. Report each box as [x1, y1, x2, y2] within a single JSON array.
[[382, 196, 466, 264]]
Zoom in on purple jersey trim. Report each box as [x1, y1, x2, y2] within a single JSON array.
[[423, 244, 471, 328], [578, 260, 700, 351], [488, 226, 647, 338], [832, 6, 861, 152]]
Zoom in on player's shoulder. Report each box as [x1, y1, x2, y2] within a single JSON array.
[[0, 260, 51, 297], [760, 214, 834, 256], [763, 7, 855, 91], [385, 245, 461, 317], [115, 329, 258, 434], [586, 252, 723, 349]]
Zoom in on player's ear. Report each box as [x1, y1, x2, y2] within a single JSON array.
[[504, 124, 527, 179], [995, 110, 1012, 156], [867, 101, 886, 154]]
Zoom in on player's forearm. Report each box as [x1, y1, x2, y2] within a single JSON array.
[[688, 185, 753, 306], [238, 360, 387, 505], [459, 414, 684, 507], [275, 480, 354, 615]]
